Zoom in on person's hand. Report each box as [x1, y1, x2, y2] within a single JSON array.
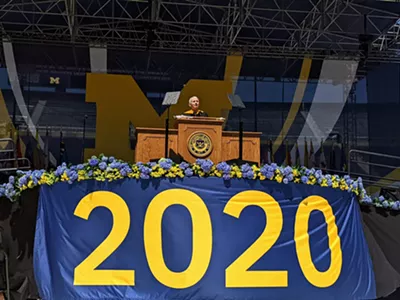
[[0, 292, 5, 300]]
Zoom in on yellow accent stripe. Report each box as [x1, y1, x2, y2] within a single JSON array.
[[366, 168, 400, 195], [224, 54, 243, 94], [273, 58, 312, 154], [0, 90, 26, 153]]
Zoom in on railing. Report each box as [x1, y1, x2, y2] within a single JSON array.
[[348, 149, 400, 200], [0, 138, 31, 173]]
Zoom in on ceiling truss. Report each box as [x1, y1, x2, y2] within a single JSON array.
[[0, 0, 399, 62]]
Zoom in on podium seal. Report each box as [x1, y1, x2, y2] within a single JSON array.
[[188, 132, 213, 158]]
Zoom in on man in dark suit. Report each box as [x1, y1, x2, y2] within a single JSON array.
[[183, 96, 208, 117]]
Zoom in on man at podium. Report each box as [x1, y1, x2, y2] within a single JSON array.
[[183, 96, 208, 117]]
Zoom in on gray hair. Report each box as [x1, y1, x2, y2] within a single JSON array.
[[188, 96, 199, 105]]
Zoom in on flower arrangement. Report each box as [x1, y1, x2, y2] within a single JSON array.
[[0, 155, 399, 210]]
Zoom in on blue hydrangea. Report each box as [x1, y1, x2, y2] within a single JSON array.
[[266, 171, 274, 179], [77, 164, 84, 170], [89, 157, 99, 167], [217, 162, 231, 174], [99, 162, 107, 171], [301, 176, 308, 184], [197, 159, 213, 173], [184, 168, 194, 177], [110, 162, 122, 169], [0, 186, 5, 197], [101, 156, 109, 162], [159, 160, 172, 170], [8, 176, 14, 185], [283, 166, 292, 176], [283, 178, 289, 184], [109, 156, 115, 163], [222, 174, 231, 181], [392, 201, 400, 210], [179, 162, 190, 170], [242, 170, 254, 179], [140, 173, 150, 180], [361, 196, 373, 204]]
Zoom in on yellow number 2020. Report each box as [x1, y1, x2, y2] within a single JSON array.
[[73, 191, 135, 286], [72, 189, 342, 289]]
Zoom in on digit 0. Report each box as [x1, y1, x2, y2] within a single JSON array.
[[144, 189, 213, 289], [294, 195, 342, 288]]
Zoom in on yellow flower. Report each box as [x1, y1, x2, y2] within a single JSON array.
[[332, 181, 339, 188], [293, 169, 300, 177], [321, 178, 328, 187], [61, 172, 69, 182], [259, 175, 266, 180], [28, 181, 35, 188], [294, 178, 300, 183], [275, 175, 283, 183]]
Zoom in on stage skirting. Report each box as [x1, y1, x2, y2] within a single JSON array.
[[34, 178, 376, 300]]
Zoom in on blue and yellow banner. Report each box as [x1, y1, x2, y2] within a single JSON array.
[[34, 178, 375, 300]]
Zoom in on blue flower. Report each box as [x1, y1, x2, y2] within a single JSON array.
[[382, 200, 389, 208], [109, 156, 115, 162], [110, 162, 122, 169], [149, 162, 157, 168], [217, 162, 231, 174], [283, 178, 289, 184], [89, 157, 99, 167], [159, 160, 172, 170], [140, 173, 150, 180], [315, 170, 322, 179], [392, 201, 400, 210], [8, 176, 14, 185], [101, 156, 109, 162], [139, 165, 152, 175], [54, 165, 65, 177], [222, 174, 231, 181], [179, 162, 190, 170], [243, 170, 254, 179], [99, 162, 107, 170], [77, 164, 84, 170], [241, 164, 252, 173], [361, 196, 372, 204], [378, 196, 385, 202], [197, 159, 213, 172], [0, 186, 5, 197], [266, 171, 274, 179], [301, 176, 308, 184], [286, 174, 294, 181], [184, 168, 193, 177], [283, 166, 292, 176]]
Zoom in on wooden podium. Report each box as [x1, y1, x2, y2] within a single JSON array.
[[135, 116, 261, 164]]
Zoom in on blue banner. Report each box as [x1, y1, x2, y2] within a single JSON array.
[[34, 178, 376, 300]]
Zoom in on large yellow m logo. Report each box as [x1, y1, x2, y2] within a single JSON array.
[[85, 55, 243, 162]]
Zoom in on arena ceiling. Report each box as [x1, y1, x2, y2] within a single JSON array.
[[0, 0, 400, 62]]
